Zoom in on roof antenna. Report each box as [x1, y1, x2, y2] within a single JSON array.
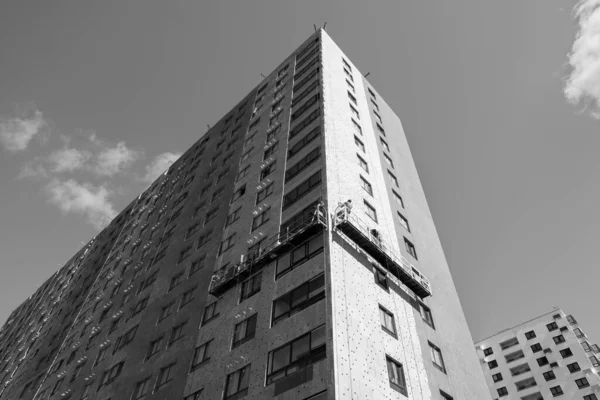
[[323, 22, 327, 30], [314, 24, 317, 32], [260, 73, 266, 79], [207, 124, 211, 130], [364, 72, 371, 78]]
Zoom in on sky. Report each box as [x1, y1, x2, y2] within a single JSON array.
[[1, 0, 599, 344]]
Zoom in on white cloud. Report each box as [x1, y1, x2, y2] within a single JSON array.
[[0, 109, 46, 152], [141, 152, 182, 182], [48, 147, 92, 173], [45, 178, 116, 229], [93, 141, 141, 176], [565, 0, 600, 118]]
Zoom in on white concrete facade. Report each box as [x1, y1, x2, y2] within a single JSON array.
[[476, 308, 600, 400]]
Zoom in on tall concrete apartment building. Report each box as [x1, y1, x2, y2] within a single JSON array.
[[475, 308, 600, 400], [0, 30, 489, 400]]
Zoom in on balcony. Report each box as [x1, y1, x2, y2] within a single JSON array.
[[333, 204, 432, 298], [208, 202, 327, 296]]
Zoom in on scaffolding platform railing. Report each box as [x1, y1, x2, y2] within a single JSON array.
[[208, 202, 327, 296], [333, 204, 432, 298]]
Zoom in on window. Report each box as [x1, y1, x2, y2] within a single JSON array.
[[81, 383, 93, 400], [100, 360, 124, 387], [349, 104, 360, 120], [378, 137, 390, 152], [211, 187, 225, 203], [537, 356, 549, 366], [354, 136, 365, 152], [224, 364, 251, 399], [203, 302, 218, 325], [505, 350, 525, 363], [109, 317, 121, 334], [282, 170, 321, 209], [266, 324, 326, 384], [289, 108, 320, 139], [376, 123, 386, 136], [567, 361, 581, 373], [114, 325, 138, 353], [355, 154, 369, 172], [553, 334, 565, 344], [576, 377, 590, 388], [364, 200, 377, 222], [483, 347, 493, 356], [543, 370, 556, 381], [158, 302, 175, 323], [348, 91, 357, 104], [525, 330, 536, 339], [429, 342, 446, 372], [397, 212, 410, 231], [589, 355, 600, 366], [226, 206, 242, 226], [147, 337, 163, 359], [263, 142, 279, 160], [549, 385, 563, 396], [419, 303, 435, 328], [374, 268, 388, 291], [183, 389, 203, 400], [240, 148, 253, 163], [232, 314, 257, 349], [492, 372, 503, 382], [230, 186, 247, 204], [530, 343, 542, 353], [383, 154, 394, 168], [197, 229, 212, 249], [392, 190, 404, 208], [169, 272, 184, 291], [371, 99, 379, 111], [515, 377, 537, 391], [344, 68, 353, 81], [272, 273, 325, 325], [547, 322, 559, 331], [191, 340, 211, 371], [360, 176, 373, 196], [169, 322, 186, 345], [584, 395, 598, 400], [288, 127, 320, 159], [574, 328, 584, 338], [193, 202, 207, 218], [251, 208, 271, 231], [346, 79, 355, 91], [404, 238, 417, 259], [379, 306, 396, 337], [256, 182, 274, 203], [488, 360, 498, 369], [132, 376, 152, 399], [387, 171, 399, 187], [373, 110, 383, 124], [509, 363, 531, 376], [155, 362, 176, 389], [240, 273, 261, 302], [275, 233, 323, 277], [178, 246, 192, 264], [285, 147, 320, 182], [560, 348, 573, 358], [236, 165, 250, 182], [260, 163, 276, 180], [219, 233, 236, 254], [497, 387, 508, 397], [386, 356, 407, 395], [180, 287, 196, 308], [71, 363, 84, 383], [186, 256, 204, 277]]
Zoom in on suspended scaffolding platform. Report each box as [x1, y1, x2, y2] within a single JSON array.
[[333, 204, 432, 298], [209, 202, 328, 296]]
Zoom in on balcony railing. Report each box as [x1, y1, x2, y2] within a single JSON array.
[[333, 203, 432, 298], [208, 202, 327, 296]]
